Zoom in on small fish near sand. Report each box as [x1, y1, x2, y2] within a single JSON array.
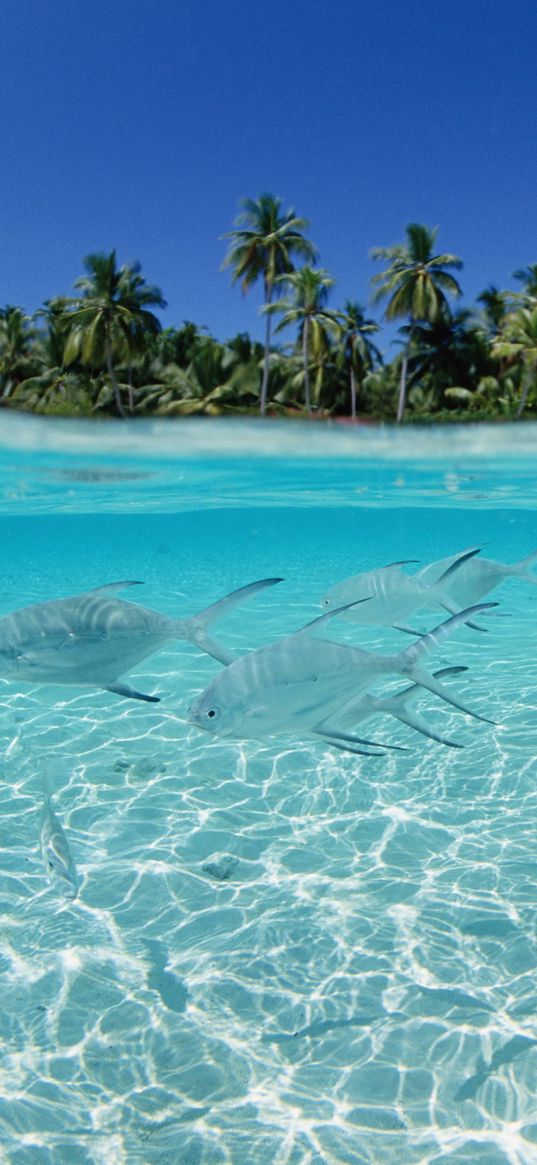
[[40, 795, 79, 900], [0, 576, 282, 703], [189, 600, 496, 754]]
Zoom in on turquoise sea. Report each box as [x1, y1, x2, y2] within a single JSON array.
[[1, 414, 537, 1165]]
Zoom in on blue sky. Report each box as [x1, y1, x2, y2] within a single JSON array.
[[1, 0, 537, 354]]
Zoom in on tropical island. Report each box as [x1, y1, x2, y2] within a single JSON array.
[[1, 194, 536, 424]]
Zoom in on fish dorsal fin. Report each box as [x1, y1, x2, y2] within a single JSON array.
[[296, 597, 372, 635], [88, 580, 145, 595], [383, 560, 420, 568], [435, 547, 481, 585]]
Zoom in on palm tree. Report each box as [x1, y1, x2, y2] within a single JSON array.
[[267, 266, 340, 415], [63, 251, 166, 416], [476, 285, 508, 337], [513, 264, 537, 301], [491, 306, 537, 417], [10, 298, 78, 411], [336, 301, 382, 418], [0, 306, 37, 398], [221, 194, 316, 414], [371, 223, 463, 422], [117, 262, 167, 411], [403, 309, 493, 407], [35, 298, 73, 369]]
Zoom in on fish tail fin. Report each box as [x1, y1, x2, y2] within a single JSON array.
[[393, 604, 498, 721], [400, 602, 498, 667], [384, 704, 465, 747], [374, 666, 468, 747], [512, 548, 537, 583], [405, 667, 495, 723], [179, 577, 283, 665], [374, 665, 467, 711], [436, 597, 489, 633]]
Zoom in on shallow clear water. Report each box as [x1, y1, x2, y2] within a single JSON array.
[[2, 415, 537, 1165]]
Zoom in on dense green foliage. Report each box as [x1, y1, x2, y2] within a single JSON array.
[[2, 199, 537, 422]]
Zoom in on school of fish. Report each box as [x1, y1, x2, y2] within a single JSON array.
[[5, 544, 533, 899]]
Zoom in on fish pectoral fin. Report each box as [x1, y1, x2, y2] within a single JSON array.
[[105, 682, 160, 703]]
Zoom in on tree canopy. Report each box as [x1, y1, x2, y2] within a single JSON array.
[[1, 203, 536, 424]]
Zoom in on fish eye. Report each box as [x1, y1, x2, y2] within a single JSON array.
[[322, 598, 331, 607], [206, 708, 219, 720]]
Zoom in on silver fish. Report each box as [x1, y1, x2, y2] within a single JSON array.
[[320, 549, 485, 633], [0, 577, 281, 702], [40, 796, 79, 899], [188, 601, 496, 754], [416, 547, 537, 605]]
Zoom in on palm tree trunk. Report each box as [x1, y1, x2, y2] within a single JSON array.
[[127, 360, 134, 415], [260, 281, 273, 415], [303, 317, 311, 416], [396, 322, 415, 423], [516, 363, 534, 418], [105, 334, 125, 418], [350, 365, 357, 419]]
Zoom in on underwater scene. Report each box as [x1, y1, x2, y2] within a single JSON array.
[[2, 415, 537, 1165]]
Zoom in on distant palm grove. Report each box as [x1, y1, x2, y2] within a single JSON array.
[[2, 193, 537, 423]]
